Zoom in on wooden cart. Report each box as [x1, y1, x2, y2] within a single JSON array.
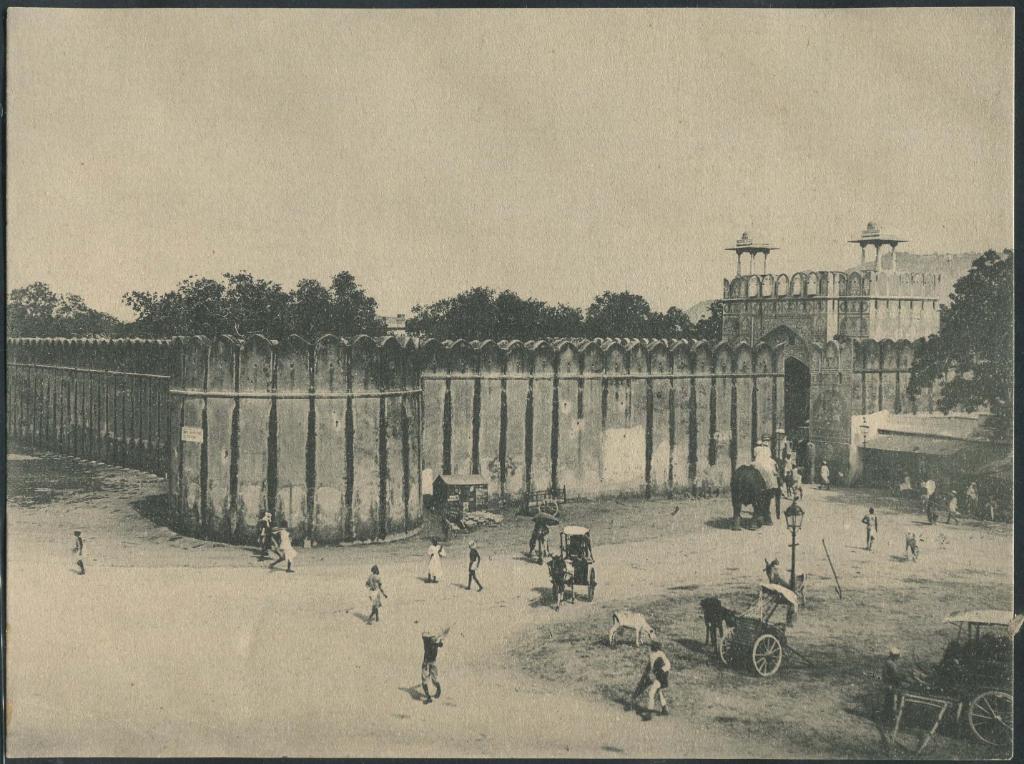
[[890, 610, 1016, 753], [718, 584, 800, 677]]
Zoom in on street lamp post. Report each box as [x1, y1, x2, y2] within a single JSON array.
[[784, 500, 805, 625]]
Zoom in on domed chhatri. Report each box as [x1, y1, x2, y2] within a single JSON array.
[[849, 221, 907, 270], [725, 232, 778, 276]]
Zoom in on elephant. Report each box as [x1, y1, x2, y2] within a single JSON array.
[[730, 465, 780, 530]]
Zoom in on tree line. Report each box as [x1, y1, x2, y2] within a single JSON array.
[[405, 287, 722, 342], [6, 274, 722, 343], [6, 250, 1014, 438]]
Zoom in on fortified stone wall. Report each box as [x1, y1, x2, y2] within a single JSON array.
[[6, 338, 176, 475], [418, 337, 787, 501], [167, 335, 423, 546], [7, 334, 938, 544]]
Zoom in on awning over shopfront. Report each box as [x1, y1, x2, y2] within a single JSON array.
[[862, 433, 963, 456], [862, 433, 1008, 473]]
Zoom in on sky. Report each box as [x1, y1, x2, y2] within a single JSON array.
[[6, 8, 1015, 320]]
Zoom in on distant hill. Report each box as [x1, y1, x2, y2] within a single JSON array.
[[683, 299, 716, 322], [846, 251, 981, 280]]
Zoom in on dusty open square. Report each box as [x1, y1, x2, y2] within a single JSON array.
[[5, 452, 1012, 759]]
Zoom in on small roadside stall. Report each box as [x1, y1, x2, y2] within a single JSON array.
[[432, 474, 501, 536]]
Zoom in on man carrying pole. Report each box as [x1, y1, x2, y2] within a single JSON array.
[[420, 627, 449, 704]]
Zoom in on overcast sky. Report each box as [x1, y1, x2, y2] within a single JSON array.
[[7, 8, 1014, 319]]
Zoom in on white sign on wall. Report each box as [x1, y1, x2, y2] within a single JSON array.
[[181, 426, 204, 444]]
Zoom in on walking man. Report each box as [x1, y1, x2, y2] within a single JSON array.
[[632, 640, 671, 720], [904, 532, 920, 562], [528, 516, 550, 564], [881, 647, 904, 725], [965, 482, 979, 517], [269, 518, 297, 573], [366, 564, 387, 624], [72, 530, 86, 575], [862, 507, 879, 551], [819, 461, 831, 490], [257, 509, 275, 559], [467, 541, 483, 591], [946, 491, 961, 524], [791, 466, 803, 500], [898, 474, 915, 499], [420, 628, 448, 704], [921, 477, 937, 521]]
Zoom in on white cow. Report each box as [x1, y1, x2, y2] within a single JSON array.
[[609, 611, 656, 647]]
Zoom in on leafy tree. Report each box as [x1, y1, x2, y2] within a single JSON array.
[[694, 301, 723, 343], [287, 278, 335, 339], [536, 302, 586, 338], [323, 272, 387, 337], [906, 249, 1013, 438], [407, 288, 583, 341], [582, 291, 702, 340], [653, 306, 696, 339], [408, 287, 705, 341], [123, 271, 384, 339], [222, 272, 290, 336], [123, 276, 231, 337], [584, 291, 654, 338], [8, 282, 122, 337]]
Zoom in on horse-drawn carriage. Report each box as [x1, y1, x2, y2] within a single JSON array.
[[717, 584, 800, 677], [891, 610, 1016, 752], [547, 526, 597, 608]]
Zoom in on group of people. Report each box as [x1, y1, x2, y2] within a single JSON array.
[[355, 537, 480, 703], [861, 506, 921, 561], [900, 475, 1002, 524], [364, 515, 672, 718], [256, 510, 298, 572], [421, 537, 484, 591]]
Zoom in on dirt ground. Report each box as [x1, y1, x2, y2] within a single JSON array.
[[5, 451, 1014, 759]]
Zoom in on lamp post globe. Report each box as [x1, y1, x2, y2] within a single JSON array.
[[784, 501, 804, 531]]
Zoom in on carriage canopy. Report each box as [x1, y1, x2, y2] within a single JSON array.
[[760, 583, 799, 607], [944, 610, 1023, 637]]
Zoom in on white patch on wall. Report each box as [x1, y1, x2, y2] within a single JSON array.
[[602, 427, 645, 484], [181, 426, 203, 443]]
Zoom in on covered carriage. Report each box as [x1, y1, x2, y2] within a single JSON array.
[[547, 526, 597, 605], [717, 584, 798, 677], [891, 610, 1016, 752]]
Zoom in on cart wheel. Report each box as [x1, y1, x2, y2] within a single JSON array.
[[751, 633, 783, 677], [717, 627, 734, 665], [968, 690, 1013, 747], [587, 569, 597, 601]]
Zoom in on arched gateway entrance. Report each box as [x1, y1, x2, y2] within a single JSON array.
[[784, 357, 811, 439], [761, 325, 812, 445]]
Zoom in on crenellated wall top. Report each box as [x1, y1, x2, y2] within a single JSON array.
[[722, 269, 947, 300], [9, 334, 921, 383]]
